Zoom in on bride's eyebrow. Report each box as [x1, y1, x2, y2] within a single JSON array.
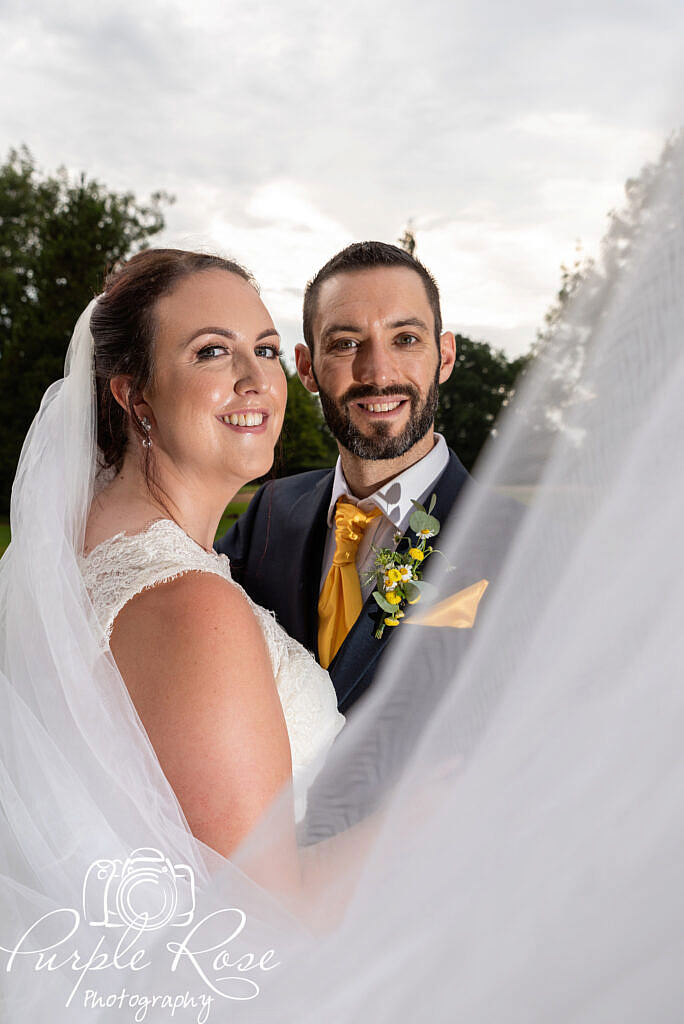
[[182, 327, 280, 347], [183, 327, 236, 347]]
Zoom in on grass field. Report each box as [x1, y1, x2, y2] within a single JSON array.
[[0, 484, 539, 558], [0, 487, 256, 557]]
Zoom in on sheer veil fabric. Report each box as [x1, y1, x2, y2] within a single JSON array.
[[1, 134, 683, 1021]]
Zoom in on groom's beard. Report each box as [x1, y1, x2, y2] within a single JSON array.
[[315, 369, 440, 461]]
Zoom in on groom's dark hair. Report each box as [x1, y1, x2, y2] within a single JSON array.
[[302, 241, 443, 352]]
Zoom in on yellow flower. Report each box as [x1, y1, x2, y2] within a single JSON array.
[[408, 547, 424, 561], [384, 617, 400, 627], [387, 568, 402, 583], [419, 528, 435, 538], [386, 591, 402, 605]]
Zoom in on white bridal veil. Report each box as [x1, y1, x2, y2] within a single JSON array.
[[1, 133, 683, 1022]]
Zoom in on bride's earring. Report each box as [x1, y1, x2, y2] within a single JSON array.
[[141, 416, 152, 450]]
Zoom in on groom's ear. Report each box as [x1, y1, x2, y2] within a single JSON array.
[[295, 343, 319, 394], [438, 331, 457, 384]]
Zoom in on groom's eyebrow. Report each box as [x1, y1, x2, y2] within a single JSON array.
[[388, 317, 430, 332], [321, 317, 430, 340], [321, 323, 362, 339], [183, 327, 280, 346]]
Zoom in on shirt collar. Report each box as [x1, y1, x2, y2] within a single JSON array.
[[326, 434, 450, 534]]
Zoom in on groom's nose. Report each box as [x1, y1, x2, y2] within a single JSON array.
[[353, 336, 400, 388]]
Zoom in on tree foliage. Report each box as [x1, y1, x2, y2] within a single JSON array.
[[277, 363, 338, 475], [435, 335, 530, 471], [0, 146, 170, 510], [398, 221, 416, 255]]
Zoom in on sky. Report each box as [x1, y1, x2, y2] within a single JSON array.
[[1, 0, 681, 361]]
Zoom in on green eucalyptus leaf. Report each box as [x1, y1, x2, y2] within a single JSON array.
[[412, 513, 440, 538], [428, 493, 437, 515], [409, 508, 431, 533]]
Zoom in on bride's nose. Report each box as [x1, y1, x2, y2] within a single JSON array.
[[234, 352, 270, 395]]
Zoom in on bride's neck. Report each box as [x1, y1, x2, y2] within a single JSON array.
[[90, 451, 237, 553]]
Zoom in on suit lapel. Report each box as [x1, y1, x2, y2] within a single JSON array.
[[329, 450, 470, 709]]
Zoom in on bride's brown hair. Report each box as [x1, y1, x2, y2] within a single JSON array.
[[90, 248, 256, 477]]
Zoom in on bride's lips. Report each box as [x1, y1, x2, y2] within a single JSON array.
[[350, 397, 410, 420], [216, 408, 271, 433]]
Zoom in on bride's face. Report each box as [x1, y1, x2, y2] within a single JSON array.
[[141, 269, 287, 490]]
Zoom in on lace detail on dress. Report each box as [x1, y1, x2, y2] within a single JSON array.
[[79, 519, 344, 821], [80, 519, 233, 644]]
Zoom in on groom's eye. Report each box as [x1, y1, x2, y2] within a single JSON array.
[[332, 339, 359, 351]]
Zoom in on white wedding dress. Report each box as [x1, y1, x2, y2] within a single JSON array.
[[79, 517, 345, 823]]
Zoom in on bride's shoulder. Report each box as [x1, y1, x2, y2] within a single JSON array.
[[110, 568, 274, 701], [80, 510, 241, 647], [115, 566, 255, 636]]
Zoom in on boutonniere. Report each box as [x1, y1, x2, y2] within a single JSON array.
[[362, 494, 441, 640]]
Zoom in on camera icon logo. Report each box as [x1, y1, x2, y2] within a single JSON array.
[[82, 847, 196, 931]]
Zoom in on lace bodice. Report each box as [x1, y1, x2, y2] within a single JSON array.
[[79, 519, 344, 821]]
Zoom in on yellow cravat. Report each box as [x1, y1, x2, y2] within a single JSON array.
[[318, 500, 382, 669]]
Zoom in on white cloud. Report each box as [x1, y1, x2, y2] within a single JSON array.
[[0, 0, 681, 356]]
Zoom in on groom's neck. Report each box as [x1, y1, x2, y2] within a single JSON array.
[[338, 430, 436, 500]]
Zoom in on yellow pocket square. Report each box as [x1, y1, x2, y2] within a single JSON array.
[[405, 579, 489, 628]]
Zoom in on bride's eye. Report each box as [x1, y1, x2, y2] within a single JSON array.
[[196, 344, 228, 360], [255, 344, 280, 359]]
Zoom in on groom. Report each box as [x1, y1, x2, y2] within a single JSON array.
[[217, 241, 503, 714]]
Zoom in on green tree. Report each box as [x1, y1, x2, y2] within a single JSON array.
[[0, 145, 170, 510], [435, 335, 530, 471], [276, 363, 337, 475], [398, 220, 416, 255]]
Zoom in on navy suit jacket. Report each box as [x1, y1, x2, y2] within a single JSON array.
[[216, 450, 521, 714]]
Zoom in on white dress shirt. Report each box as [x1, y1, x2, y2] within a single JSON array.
[[319, 434, 451, 600]]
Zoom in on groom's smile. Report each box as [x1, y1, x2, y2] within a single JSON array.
[[351, 396, 409, 417]]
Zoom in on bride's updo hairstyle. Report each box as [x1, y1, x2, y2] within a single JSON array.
[[90, 248, 255, 477]]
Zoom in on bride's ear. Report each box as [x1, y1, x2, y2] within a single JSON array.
[[110, 376, 154, 429], [110, 374, 133, 415]]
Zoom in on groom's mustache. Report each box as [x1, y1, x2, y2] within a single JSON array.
[[339, 384, 420, 406]]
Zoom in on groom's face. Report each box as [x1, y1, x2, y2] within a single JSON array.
[[296, 266, 455, 461]]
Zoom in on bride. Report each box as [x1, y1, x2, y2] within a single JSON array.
[[0, 248, 369, 1019], [82, 249, 343, 856], [1, 130, 683, 1022]]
